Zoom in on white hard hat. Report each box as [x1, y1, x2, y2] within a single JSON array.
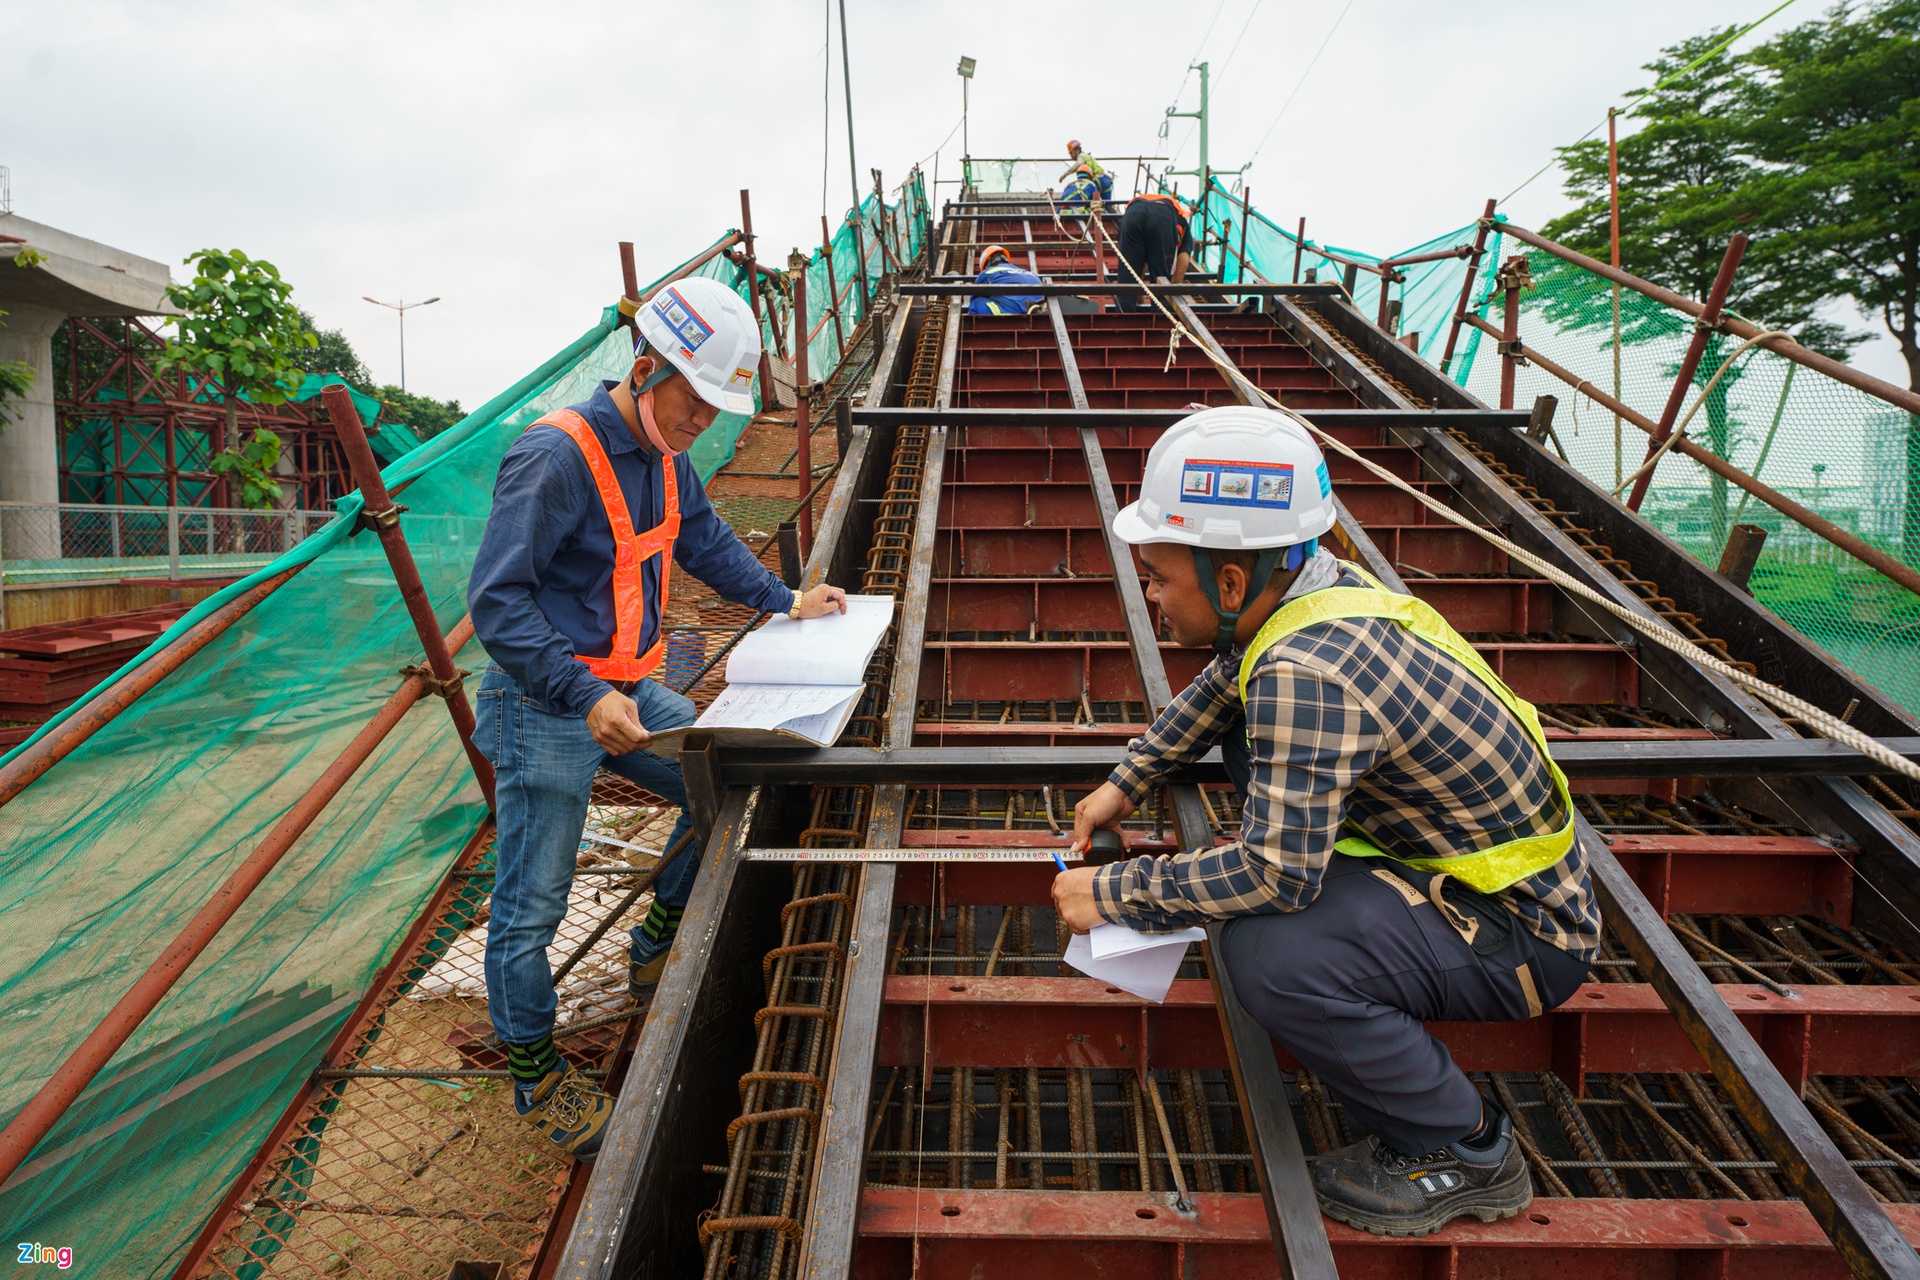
[[636, 276, 762, 415], [1113, 405, 1336, 550]]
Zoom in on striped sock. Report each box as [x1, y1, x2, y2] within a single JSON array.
[[505, 1035, 560, 1087], [637, 901, 682, 955]]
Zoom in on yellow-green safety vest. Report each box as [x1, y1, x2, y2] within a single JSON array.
[[1235, 564, 1576, 895]]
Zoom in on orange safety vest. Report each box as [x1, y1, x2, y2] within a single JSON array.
[[531, 409, 681, 683], [1130, 190, 1191, 221]]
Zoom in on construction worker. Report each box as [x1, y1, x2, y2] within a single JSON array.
[[1063, 139, 1114, 201], [969, 245, 1043, 316], [1114, 190, 1192, 312], [1060, 166, 1104, 209], [468, 276, 848, 1159], [1052, 406, 1596, 1236]]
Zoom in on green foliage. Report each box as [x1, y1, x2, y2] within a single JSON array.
[[1740, 0, 1920, 382], [159, 248, 317, 405], [208, 428, 285, 509], [293, 308, 373, 391], [376, 384, 465, 440], [10, 246, 47, 269], [1539, 32, 1847, 352], [0, 307, 33, 430]]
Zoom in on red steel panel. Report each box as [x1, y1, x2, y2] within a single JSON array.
[[854, 1190, 1920, 1280], [875, 976, 1920, 1087]]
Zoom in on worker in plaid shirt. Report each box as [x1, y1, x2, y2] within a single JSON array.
[[1052, 407, 1595, 1238]]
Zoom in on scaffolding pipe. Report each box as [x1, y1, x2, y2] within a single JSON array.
[[1495, 219, 1920, 419], [324, 384, 496, 811], [1459, 313, 1920, 599], [0, 618, 478, 1190], [0, 569, 299, 809]]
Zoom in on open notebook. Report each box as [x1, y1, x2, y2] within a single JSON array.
[[651, 594, 896, 751]]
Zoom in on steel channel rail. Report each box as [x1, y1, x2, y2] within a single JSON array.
[[797, 292, 963, 1280], [1054, 289, 1342, 1279]]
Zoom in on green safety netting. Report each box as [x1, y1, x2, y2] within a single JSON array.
[[791, 172, 930, 383], [1195, 178, 1920, 716], [0, 229, 779, 1278]]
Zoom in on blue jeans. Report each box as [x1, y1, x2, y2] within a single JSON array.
[[473, 663, 698, 1046]]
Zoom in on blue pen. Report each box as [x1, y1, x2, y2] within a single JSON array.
[[1051, 849, 1072, 873]]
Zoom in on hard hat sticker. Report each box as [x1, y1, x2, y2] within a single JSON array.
[[1181, 458, 1293, 509], [1181, 468, 1216, 498], [655, 288, 714, 353], [1317, 461, 1332, 498], [729, 366, 755, 387]]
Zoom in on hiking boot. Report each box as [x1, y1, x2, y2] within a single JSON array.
[[514, 1064, 614, 1160], [1309, 1109, 1531, 1237], [627, 946, 671, 1005]]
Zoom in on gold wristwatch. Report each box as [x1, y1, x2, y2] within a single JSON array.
[[788, 593, 804, 621]]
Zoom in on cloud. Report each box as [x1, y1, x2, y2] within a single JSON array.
[[13, 0, 1876, 407]]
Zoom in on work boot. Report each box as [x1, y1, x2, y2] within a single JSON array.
[[627, 945, 671, 1005], [1309, 1107, 1530, 1237], [514, 1063, 614, 1160], [628, 900, 682, 1005]]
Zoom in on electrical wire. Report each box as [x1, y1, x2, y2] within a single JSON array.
[[1247, 0, 1356, 162], [1088, 213, 1920, 787], [1150, 0, 1232, 165]]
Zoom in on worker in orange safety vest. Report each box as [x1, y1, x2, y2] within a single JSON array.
[[468, 276, 847, 1159]]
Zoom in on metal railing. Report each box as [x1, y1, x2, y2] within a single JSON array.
[[0, 502, 335, 588]]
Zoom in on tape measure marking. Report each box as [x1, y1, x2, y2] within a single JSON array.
[[745, 847, 1083, 863]]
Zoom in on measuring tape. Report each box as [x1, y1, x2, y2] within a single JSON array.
[[745, 847, 1084, 863]]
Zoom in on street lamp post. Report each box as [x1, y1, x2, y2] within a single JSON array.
[[362, 295, 440, 392], [957, 55, 976, 175]]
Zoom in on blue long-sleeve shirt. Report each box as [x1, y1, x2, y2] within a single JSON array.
[[968, 263, 1044, 316], [467, 381, 795, 717]]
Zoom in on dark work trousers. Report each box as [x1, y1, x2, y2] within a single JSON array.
[[1116, 199, 1185, 313], [1213, 727, 1591, 1155]]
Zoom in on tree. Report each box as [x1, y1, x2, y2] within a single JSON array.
[[1539, 30, 1867, 543], [0, 311, 32, 430], [1740, 0, 1920, 551], [375, 384, 465, 440], [293, 308, 373, 391], [158, 249, 316, 509]]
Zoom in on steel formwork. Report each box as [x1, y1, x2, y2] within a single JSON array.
[[554, 190, 1920, 1280], [14, 183, 1920, 1280]]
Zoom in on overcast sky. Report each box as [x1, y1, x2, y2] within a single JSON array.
[[7, 0, 1899, 408]]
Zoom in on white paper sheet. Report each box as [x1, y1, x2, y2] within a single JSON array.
[[695, 683, 860, 731], [723, 594, 896, 686], [1063, 923, 1206, 1003]]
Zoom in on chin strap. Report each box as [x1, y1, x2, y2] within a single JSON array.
[[628, 340, 681, 455], [1191, 539, 1316, 655]]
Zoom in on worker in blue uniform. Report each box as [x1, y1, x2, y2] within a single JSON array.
[[968, 245, 1043, 316]]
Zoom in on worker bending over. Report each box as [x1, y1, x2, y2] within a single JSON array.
[[1053, 406, 1595, 1237], [1062, 139, 1114, 200], [1115, 191, 1191, 312], [968, 245, 1043, 316], [1060, 166, 1104, 209], [469, 277, 847, 1159]]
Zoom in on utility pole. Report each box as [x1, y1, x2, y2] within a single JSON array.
[[1165, 60, 1246, 211], [362, 295, 439, 393], [839, 0, 861, 214]]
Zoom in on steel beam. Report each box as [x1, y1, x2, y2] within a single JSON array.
[[856, 1189, 1920, 1280], [797, 300, 962, 1280]]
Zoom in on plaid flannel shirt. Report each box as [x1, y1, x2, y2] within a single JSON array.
[[1092, 560, 1600, 960]]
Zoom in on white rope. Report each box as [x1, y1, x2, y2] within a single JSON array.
[[1610, 328, 1794, 499], [1085, 215, 1920, 784]]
